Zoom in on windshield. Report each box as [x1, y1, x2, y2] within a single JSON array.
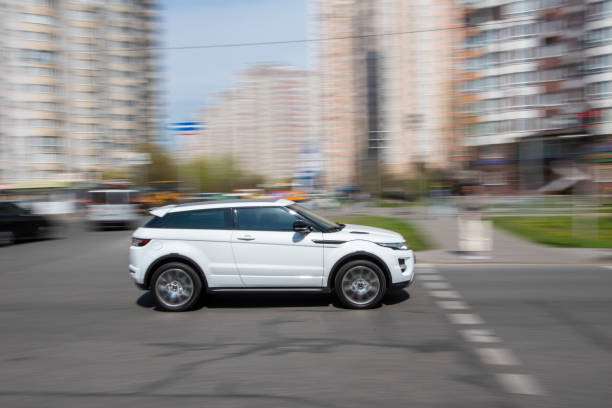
[[289, 204, 340, 231]]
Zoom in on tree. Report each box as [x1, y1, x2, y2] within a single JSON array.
[[137, 144, 178, 184]]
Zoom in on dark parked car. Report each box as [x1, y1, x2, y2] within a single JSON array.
[[0, 202, 55, 245]]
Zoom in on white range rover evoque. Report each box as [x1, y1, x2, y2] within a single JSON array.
[[130, 199, 415, 311]]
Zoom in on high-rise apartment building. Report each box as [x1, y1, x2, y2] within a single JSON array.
[[375, 0, 463, 178], [312, 0, 462, 190], [0, 0, 161, 184], [311, 0, 361, 189], [199, 65, 315, 183], [584, 0, 612, 192], [458, 0, 611, 192]]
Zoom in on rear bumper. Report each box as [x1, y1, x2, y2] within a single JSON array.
[[134, 281, 147, 290], [129, 263, 145, 288]]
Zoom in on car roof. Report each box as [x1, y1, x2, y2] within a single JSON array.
[[149, 198, 295, 217]]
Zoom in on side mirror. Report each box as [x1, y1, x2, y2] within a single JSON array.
[[293, 219, 311, 233]]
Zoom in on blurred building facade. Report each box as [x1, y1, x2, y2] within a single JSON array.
[[584, 0, 612, 192], [311, 0, 361, 189], [312, 0, 462, 191], [0, 0, 162, 185], [198, 65, 316, 183], [459, 0, 612, 193]]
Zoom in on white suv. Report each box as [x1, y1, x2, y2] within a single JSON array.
[[130, 199, 415, 311]]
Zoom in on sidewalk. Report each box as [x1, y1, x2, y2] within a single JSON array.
[[408, 214, 612, 265]]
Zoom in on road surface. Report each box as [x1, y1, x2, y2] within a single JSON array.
[[0, 222, 610, 407]]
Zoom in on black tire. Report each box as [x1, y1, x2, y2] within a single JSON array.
[[150, 262, 203, 312], [334, 259, 387, 309]]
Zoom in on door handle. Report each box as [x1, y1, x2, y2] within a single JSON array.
[[237, 235, 255, 241]]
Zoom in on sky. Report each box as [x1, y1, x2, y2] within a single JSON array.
[[163, 0, 309, 125]]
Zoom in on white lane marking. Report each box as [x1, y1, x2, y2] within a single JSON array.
[[448, 313, 484, 325], [475, 348, 519, 366], [429, 290, 462, 299], [436, 300, 469, 310], [496, 374, 546, 396], [426, 266, 547, 397], [460, 329, 500, 343], [416, 263, 434, 268], [602, 265, 612, 270], [416, 268, 437, 274], [418, 274, 444, 281], [421, 281, 451, 290]]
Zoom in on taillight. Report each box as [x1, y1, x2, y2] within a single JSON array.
[[131, 238, 150, 247]]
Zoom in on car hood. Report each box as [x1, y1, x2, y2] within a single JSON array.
[[328, 223, 404, 243]]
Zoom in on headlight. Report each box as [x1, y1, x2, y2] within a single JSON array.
[[377, 242, 409, 250]]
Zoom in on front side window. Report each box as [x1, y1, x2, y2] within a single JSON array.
[[145, 208, 232, 230], [236, 207, 298, 231], [289, 204, 339, 231]]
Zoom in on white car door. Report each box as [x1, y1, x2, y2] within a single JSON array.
[[231, 206, 324, 287], [148, 208, 242, 287]]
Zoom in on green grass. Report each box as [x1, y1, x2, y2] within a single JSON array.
[[333, 216, 432, 251], [373, 200, 429, 208], [492, 216, 612, 248]]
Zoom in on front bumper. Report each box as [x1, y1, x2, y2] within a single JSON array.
[[386, 249, 415, 285], [391, 274, 415, 289]]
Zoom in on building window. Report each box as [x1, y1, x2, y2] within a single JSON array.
[[587, 81, 612, 99], [20, 13, 56, 25], [21, 49, 56, 64]]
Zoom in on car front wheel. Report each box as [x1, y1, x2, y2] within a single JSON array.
[[151, 262, 202, 312], [335, 260, 387, 309]]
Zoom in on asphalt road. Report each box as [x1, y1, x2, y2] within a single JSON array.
[[0, 222, 611, 408]]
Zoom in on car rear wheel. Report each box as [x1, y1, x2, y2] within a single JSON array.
[[151, 262, 202, 312], [335, 260, 387, 309]]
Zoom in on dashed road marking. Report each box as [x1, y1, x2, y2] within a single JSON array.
[[421, 281, 451, 290], [448, 313, 485, 325], [602, 265, 612, 270], [496, 373, 546, 396], [460, 329, 500, 343], [429, 290, 462, 299], [475, 348, 519, 366], [419, 265, 547, 397], [416, 263, 434, 268], [419, 274, 444, 281], [436, 300, 469, 310]]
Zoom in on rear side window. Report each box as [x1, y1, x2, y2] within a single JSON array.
[[144, 208, 232, 229], [144, 216, 164, 228], [236, 207, 298, 231]]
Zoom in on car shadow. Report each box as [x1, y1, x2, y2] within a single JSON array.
[[136, 291, 156, 308], [136, 289, 411, 311], [383, 288, 411, 305], [0, 235, 65, 247]]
